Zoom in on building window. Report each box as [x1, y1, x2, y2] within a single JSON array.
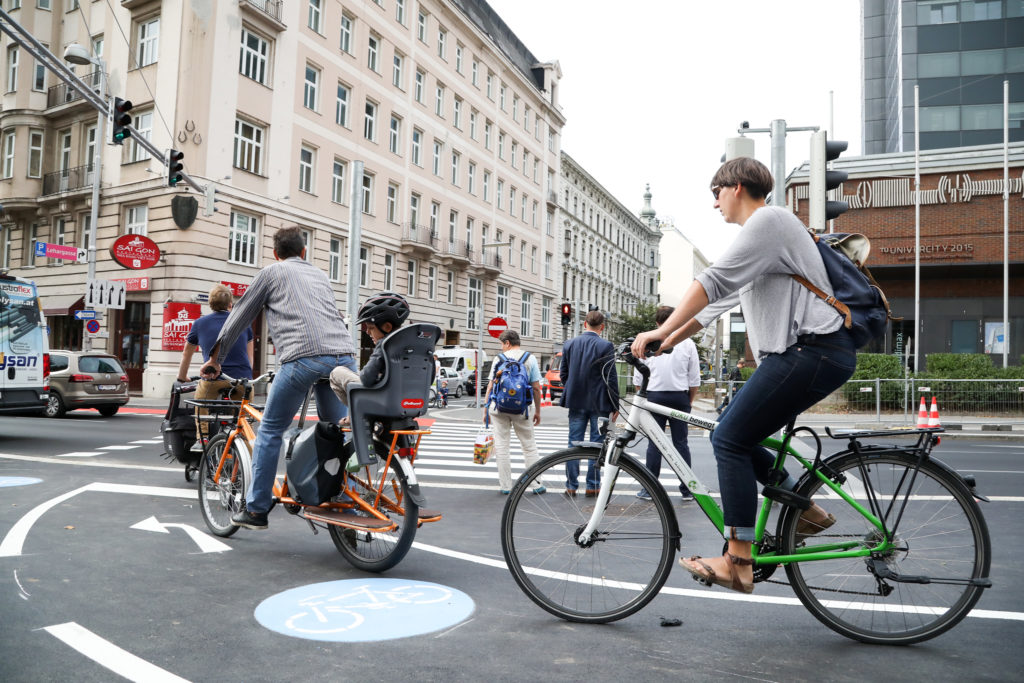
[[361, 172, 373, 213], [468, 162, 476, 194], [392, 53, 404, 88], [26, 225, 38, 267], [414, 69, 424, 103], [6, 45, 17, 92], [301, 229, 312, 262], [448, 210, 458, 244], [386, 182, 399, 222], [137, 17, 159, 67], [303, 64, 319, 110], [520, 291, 532, 336], [512, 95, 519, 122], [497, 285, 509, 317], [531, 246, 537, 273], [428, 265, 436, 299], [483, 171, 491, 202], [467, 277, 481, 330], [541, 296, 551, 339], [430, 201, 440, 234], [407, 259, 417, 295], [298, 145, 315, 194], [126, 204, 148, 236], [486, 71, 494, 99], [239, 27, 268, 85], [411, 128, 423, 165], [453, 97, 462, 128], [128, 111, 153, 162], [389, 115, 401, 154], [339, 13, 353, 54], [308, 0, 322, 33], [383, 253, 394, 290], [499, 83, 507, 110], [1, 225, 11, 269], [410, 192, 421, 226], [484, 120, 492, 149], [32, 55, 45, 91], [367, 34, 379, 72], [544, 252, 552, 279], [332, 159, 346, 204], [520, 240, 526, 269], [395, 0, 406, 25], [28, 128, 43, 177], [437, 27, 447, 59], [435, 84, 445, 117], [497, 179, 504, 209], [451, 151, 460, 185], [471, 59, 479, 86], [329, 237, 342, 281], [234, 118, 264, 174], [511, 141, 518, 169], [359, 247, 369, 286], [469, 110, 478, 139], [229, 211, 258, 266], [447, 270, 454, 304], [1, 131, 14, 179], [364, 100, 377, 141], [432, 140, 442, 175], [456, 43, 464, 72], [417, 10, 428, 43], [336, 83, 350, 126]]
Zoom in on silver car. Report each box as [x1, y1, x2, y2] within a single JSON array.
[[44, 351, 130, 418]]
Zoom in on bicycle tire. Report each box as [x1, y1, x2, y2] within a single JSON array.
[[782, 450, 991, 645], [501, 447, 678, 623], [328, 438, 419, 572], [197, 433, 246, 538]]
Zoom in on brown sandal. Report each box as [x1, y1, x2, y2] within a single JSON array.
[[795, 508, 836, 541], [679, 553, 755, 594]]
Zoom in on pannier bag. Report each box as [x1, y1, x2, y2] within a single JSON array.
[[161, 380, 199, 464], [285, 421, 348, 505]]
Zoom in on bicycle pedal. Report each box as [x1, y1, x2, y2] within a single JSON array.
[[761, 485, 811, 510]]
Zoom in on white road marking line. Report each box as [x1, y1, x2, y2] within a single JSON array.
[[43, 622, 190, 683], [98, 445, 139, 451], [56, 452, 103, 458], [131, 439, 164, 444]]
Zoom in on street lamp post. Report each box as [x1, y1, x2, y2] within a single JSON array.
[[474, 240, 511, 408], [64, 44, 105, 353]]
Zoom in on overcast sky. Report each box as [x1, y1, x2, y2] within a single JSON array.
[[487, 0, 864, 262]]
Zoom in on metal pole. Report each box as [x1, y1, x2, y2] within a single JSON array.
[[1003, 80, 1009, 368], [914, 86, 921, 373], [83, 60, 106, 353], [476, 288, 483, 408], [769, 119, 786, 207], [346, 161, 364, 343]]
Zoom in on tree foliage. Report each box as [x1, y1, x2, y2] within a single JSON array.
[[608, 302, 660, 345]]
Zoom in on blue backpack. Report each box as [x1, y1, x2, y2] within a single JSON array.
[[791, 231, 898, 348], [491, 352, 533, 414]]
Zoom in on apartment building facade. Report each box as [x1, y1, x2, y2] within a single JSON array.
[[0, 0, 566, 396]]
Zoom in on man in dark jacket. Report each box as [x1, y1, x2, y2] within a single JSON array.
[[560, 309, 619, 496]]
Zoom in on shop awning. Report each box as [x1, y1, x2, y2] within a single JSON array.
[[42, 294, 84, 316]]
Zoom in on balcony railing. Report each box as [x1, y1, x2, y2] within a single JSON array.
[[401, 223, 439, 252], [47, 70, 102, 109], [477, 250, 502, 270], [241, 0, 283, 22], [42, 165, 95, 196], [442, 239, 472, 264]]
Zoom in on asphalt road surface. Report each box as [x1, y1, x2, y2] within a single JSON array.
[[1, 412, 1022, 682]]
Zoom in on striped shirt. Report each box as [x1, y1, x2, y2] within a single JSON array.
[[215, 257, 356, 365]]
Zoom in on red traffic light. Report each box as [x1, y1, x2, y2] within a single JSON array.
[[561, 303, 571, 315]]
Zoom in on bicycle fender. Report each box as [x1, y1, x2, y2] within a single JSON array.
[[394, 456, 427, 506], [230, 437, 255, 500]]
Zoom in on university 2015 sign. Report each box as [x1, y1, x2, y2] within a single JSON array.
[[110, 234, 161, 270]]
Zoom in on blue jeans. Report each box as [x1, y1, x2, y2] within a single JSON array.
[[710, 330, 856, 541], [247, 353, 358, 514], [565, 409, 602, 490], [644, 390, 691, 495]]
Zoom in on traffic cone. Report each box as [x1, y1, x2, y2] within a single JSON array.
[[540, 381, 553, 408], [916, 396, 929, 428], [928, 397, 941, 428]]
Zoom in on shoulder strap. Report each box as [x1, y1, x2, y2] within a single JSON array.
[[789, 229, 853, 330], [519, 351, 530, 364]]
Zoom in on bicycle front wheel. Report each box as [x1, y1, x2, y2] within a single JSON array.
[[197, 433, 247, 538], [501, 447, 678, 623], [783, 450, 991, 645], [328, 439, 419, 572]]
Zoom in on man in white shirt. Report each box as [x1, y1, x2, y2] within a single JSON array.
[[633, 306, 702, 501]]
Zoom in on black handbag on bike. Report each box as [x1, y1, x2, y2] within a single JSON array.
[[161, 380, 199, 464], [285, 421, 351, 505]]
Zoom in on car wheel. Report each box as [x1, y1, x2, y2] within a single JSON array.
[[455, 385, 463, 398], [97, 405, 119, 417], [44, 392, 67, 418]]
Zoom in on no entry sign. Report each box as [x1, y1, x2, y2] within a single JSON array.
[[487, 317, 508, 339]]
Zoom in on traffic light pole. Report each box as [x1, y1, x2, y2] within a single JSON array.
[[83, 63, 106, 353], [737, 120, 818, 207]]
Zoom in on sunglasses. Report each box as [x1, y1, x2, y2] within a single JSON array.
[[711, 184, 734, 200]]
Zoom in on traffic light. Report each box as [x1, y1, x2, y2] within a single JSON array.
[[167, 149, 185, 186], [112, 97, 134, 145], [808, 130, 849, 232], [560, 303, 572, 325]]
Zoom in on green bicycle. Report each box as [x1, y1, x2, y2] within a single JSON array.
[[500, 342, 992, 645]]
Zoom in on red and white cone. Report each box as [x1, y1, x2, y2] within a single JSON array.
[[540, 382, 553, 408], [928, 397, 941, 428], [916, 396, 929, 429]]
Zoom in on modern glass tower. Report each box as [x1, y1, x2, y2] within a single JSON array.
[[862, 0, 1024, 154]]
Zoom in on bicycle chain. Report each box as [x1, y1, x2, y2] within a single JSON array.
[[758, 534, 890, 597]]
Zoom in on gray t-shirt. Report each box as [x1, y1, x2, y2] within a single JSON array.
[[694, 206, 843, 361]]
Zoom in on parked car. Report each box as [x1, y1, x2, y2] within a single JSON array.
[[464, 361, 492, 396], [43, 351, 129, 418]]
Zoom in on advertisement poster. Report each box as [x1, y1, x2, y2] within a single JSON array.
[[162, 302, 201, 351], [984, 322, 1005, 354]]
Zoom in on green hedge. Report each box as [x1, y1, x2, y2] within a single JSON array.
[[843, 353, 905, 408]]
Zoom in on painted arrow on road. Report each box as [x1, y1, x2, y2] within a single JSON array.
[[130, 516, 231, 553]]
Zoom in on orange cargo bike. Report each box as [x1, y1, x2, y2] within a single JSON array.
[[190, 323, 443, 572]]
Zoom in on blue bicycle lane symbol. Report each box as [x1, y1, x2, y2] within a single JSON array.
[[254, 579, 474, 642]]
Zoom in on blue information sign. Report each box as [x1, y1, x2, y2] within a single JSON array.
[[74, 310, 98, 320]]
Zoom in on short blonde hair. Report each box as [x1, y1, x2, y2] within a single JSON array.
[[208, 284, 233, 312]]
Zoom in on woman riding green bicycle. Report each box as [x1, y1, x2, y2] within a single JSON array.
[[631, 157, 854, 594]]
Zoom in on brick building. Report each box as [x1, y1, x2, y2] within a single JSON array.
[[787, 141, 1024, 366]]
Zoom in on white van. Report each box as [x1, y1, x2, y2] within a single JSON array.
[[0, 274, 49, 413], [435, 346, 488, 389]]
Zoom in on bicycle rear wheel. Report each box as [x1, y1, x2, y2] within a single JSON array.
[[328, 438, 419, 572], [197, 433, 246, 538], [501, 447, 679, 623], [782, 450, 991, 645]]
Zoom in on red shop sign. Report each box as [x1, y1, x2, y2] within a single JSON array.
[[161, 302, 201, 351], [220, 281, 249, 297], [110, 234, 161, 270]]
